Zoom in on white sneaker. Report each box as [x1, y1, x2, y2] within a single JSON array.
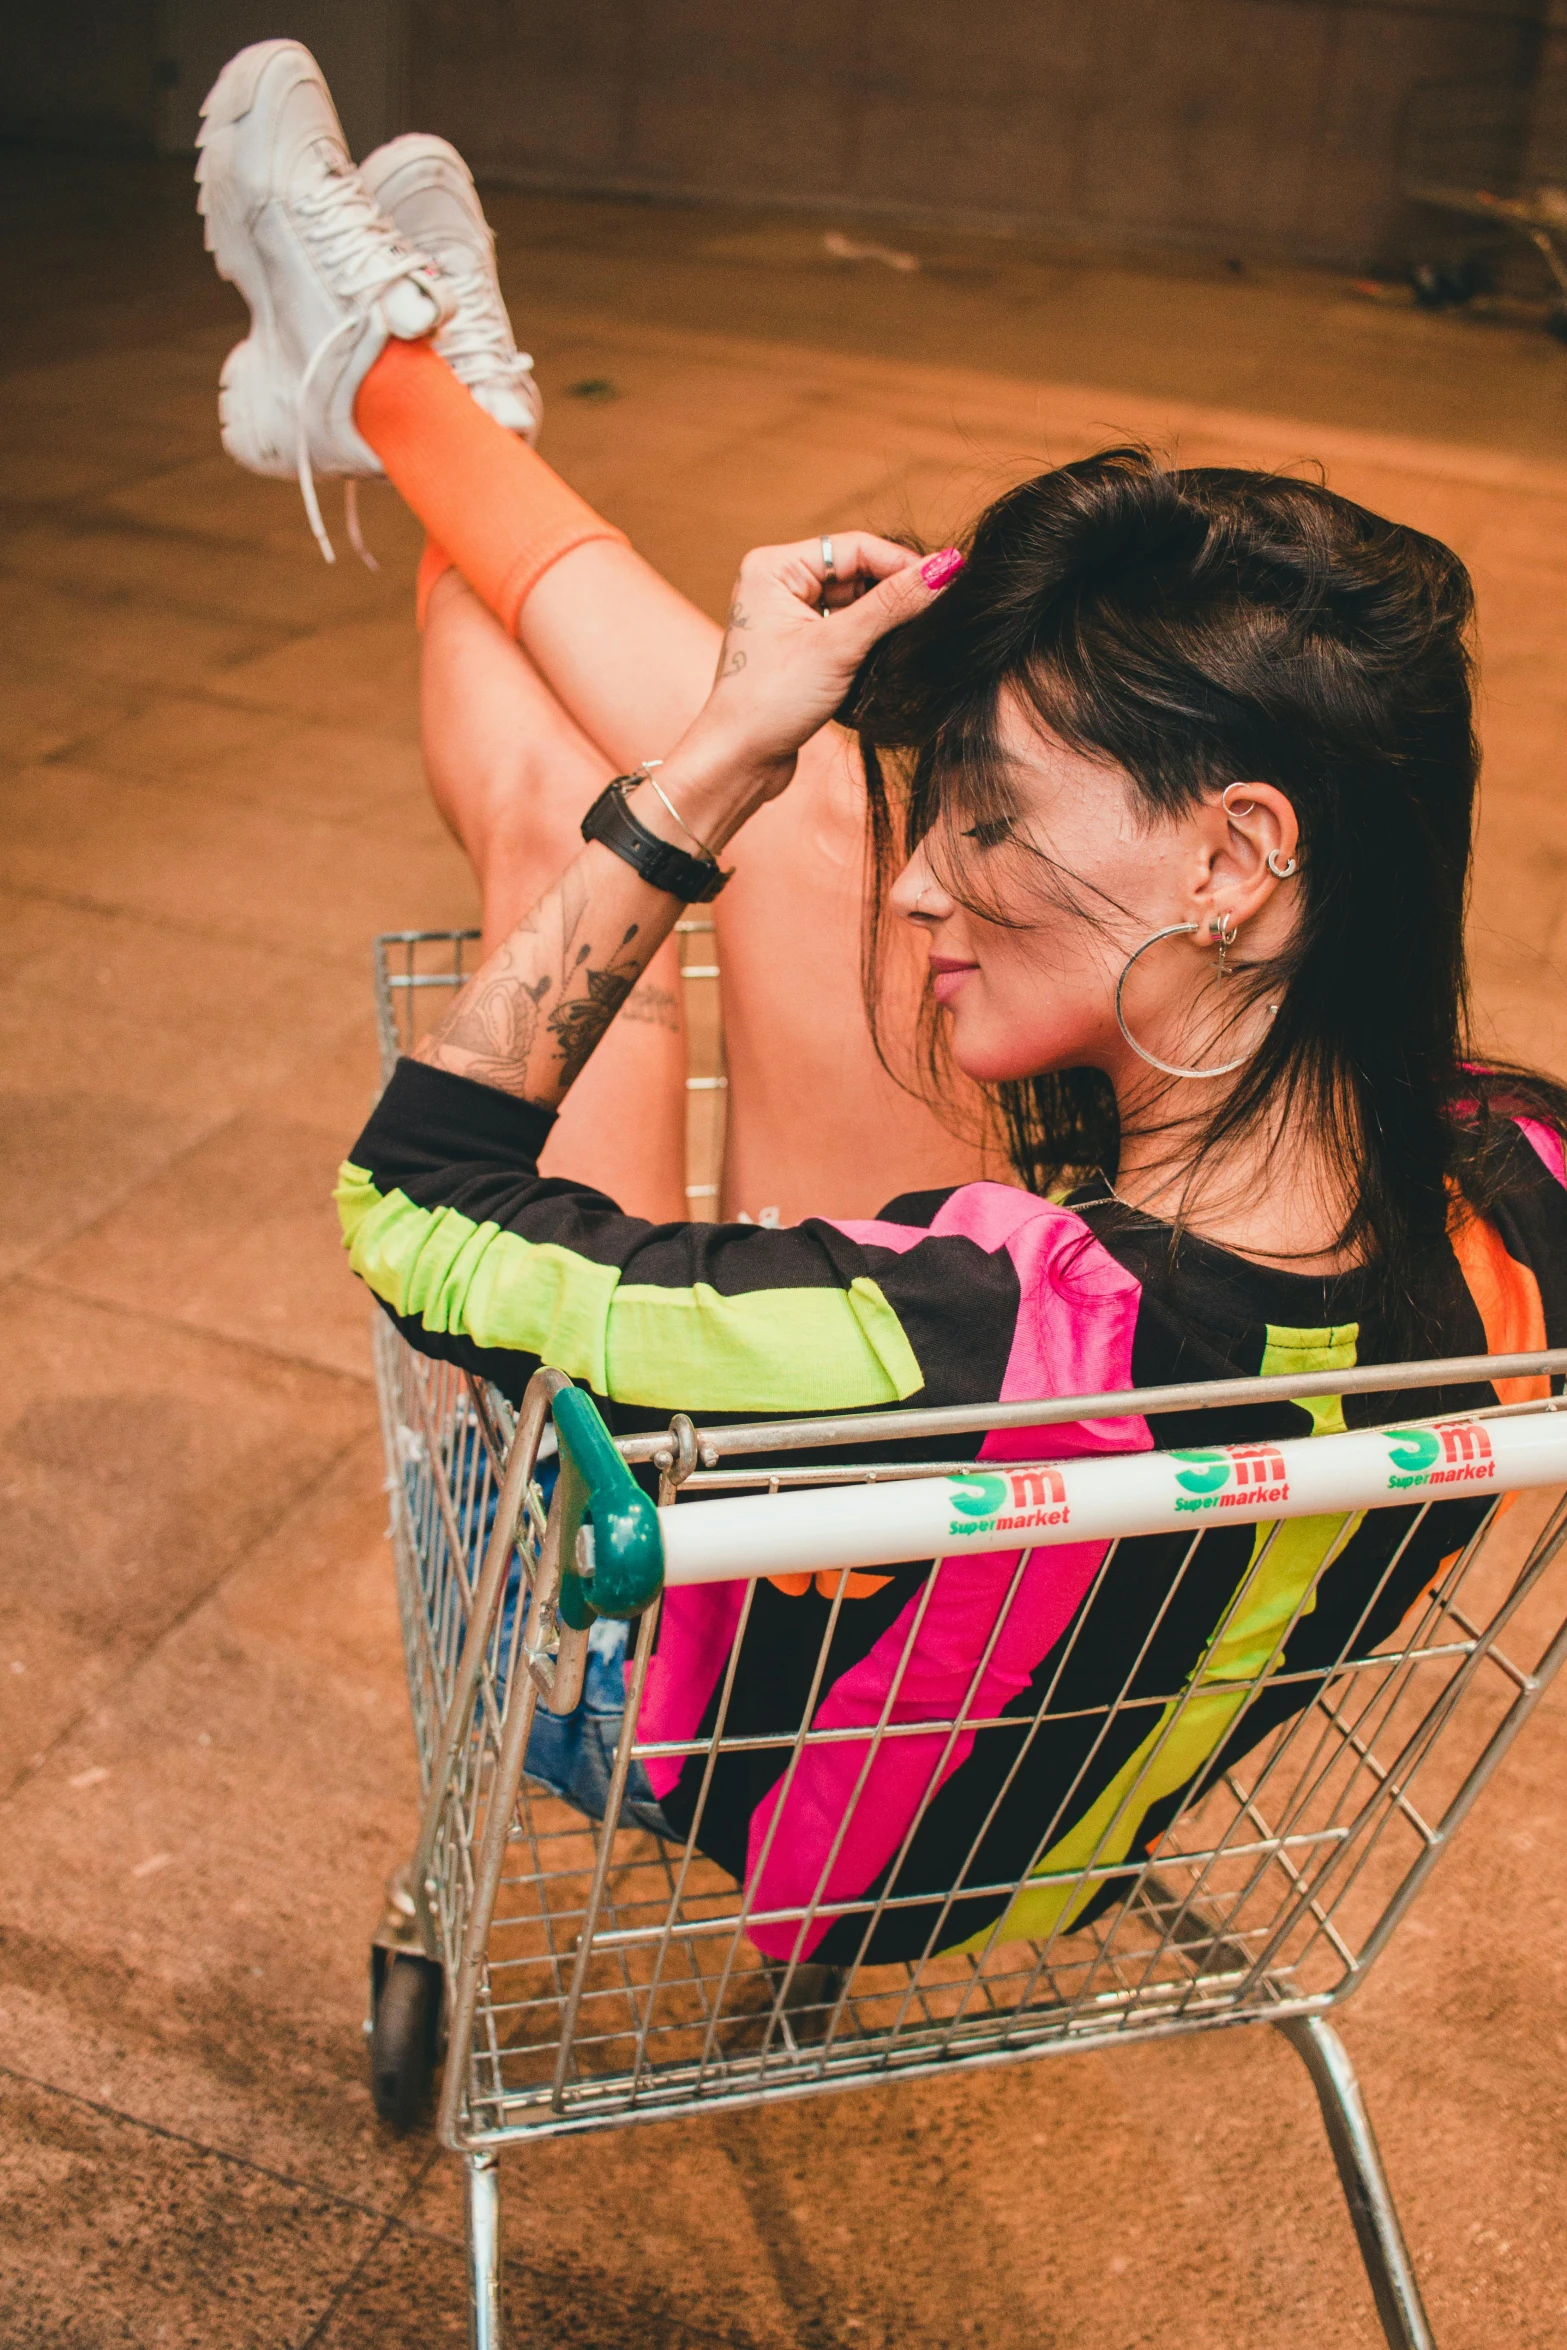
[[360, 135, 542, 443], [195, 39, 453, 561]]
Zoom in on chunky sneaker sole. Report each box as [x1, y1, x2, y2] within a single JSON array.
[[195, 39, 450, 555], [360, 133, 542, 443]]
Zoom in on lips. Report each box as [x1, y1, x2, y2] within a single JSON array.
[[928, 956, 978, 1006]]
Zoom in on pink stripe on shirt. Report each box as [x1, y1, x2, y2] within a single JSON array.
[[742, 1189, 1148, 1960]]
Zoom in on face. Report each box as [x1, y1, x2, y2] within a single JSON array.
[[888, 690, 1300, 1091]]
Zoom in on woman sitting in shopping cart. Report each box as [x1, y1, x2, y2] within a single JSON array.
[[197, 50, 1567, 1963]]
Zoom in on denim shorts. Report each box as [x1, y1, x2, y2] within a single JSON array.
[[520, 1614, 675, 1839], [409, 1431, 672, 1840]]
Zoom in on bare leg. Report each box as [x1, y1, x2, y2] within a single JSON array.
[[421, 568, 687, 1221], [514, 542, 990, 1222]]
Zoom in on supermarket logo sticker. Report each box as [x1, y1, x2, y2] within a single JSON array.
[[1172, 1444, 1290, 1515], [1385, 1423, 1494, 1491], [947, 1466, 1070, 1538]]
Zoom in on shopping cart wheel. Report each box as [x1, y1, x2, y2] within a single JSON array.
[[369, 1952, 443, 2128]]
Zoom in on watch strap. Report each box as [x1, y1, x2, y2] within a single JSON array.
[[580, 778, 731, 903]]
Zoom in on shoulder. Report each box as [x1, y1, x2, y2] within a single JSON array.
[[836, 1179, 1140, 1296]]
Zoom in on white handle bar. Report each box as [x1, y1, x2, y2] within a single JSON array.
[[651, 1410, 1567, 1588]]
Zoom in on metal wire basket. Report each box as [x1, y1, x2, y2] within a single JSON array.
[[365, 933, 1567, 2350]]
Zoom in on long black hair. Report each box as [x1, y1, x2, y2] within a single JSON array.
[[845, 447, 1566, 1329]]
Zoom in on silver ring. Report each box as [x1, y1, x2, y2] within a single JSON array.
[[820, 535, 836, 583]]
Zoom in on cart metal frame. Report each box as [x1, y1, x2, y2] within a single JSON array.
[[1400, 71, 1567, 319], [368, 931, 1567, 2350]]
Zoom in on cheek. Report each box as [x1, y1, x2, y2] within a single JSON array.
[[948, 922, 1114, 1081]]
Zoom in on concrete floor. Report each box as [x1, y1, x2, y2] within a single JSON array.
[[5, 147, 1567, 2347]]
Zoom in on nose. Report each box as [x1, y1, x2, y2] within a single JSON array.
[[891, 843, 955, 926]]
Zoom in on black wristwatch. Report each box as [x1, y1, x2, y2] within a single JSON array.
[[580, 777, 732, 902]]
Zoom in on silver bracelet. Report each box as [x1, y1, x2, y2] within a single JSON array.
[[632, 759, 719, 865]]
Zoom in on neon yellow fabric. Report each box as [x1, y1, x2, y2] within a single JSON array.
[[336, 1162, 925, 1410], [1258, 1320, 1360, 1436], [968, 1321, 1362, 1951]]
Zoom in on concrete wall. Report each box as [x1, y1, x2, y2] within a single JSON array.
[[0, 2, 1551, 267], [408, 0, 1552, 268], [152, 1, 406, 157], [0, 1, 404, 158], [0, 3, 160, 147]]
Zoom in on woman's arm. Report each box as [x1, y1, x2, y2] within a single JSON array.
[[414, 531, 957, 1109]]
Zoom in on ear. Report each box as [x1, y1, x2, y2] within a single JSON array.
[[1193, 782, 1300, 930]]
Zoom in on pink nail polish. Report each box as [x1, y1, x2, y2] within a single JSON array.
[[920, 546, 965, 590]]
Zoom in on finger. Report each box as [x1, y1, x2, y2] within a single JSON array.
[[820, 531, 923, 584], [760, 531, 921, 611], [827, 546, 964, 660]]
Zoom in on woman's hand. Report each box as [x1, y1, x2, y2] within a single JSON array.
[[682, 533, 963, 812]]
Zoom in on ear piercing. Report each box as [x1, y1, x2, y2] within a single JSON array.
[[1208, 910, 1239, 978], [1221, 785, 1301, 881], [1114, 920, 1275, 1080]]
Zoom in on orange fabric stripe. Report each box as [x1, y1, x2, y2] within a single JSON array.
[[1446, 1187, 1549, 1403], [767, 1570, 896, 1601], [354, 340, 625, 635]]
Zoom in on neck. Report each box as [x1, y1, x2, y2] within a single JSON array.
[[1109, 1078, 1363, 1274]]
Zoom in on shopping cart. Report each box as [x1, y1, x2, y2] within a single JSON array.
[[366, 932, 1567, 2350], [1399, 73, 1567, 327]]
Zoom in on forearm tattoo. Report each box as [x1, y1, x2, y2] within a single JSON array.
[[422, 873, 655, 1106], [545, 924, 645, 1091], [431, 937, 552, 1093]]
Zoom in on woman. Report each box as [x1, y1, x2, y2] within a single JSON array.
[[203, 43, 1567, 1967]]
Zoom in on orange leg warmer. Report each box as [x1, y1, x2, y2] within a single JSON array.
[[354, 340, 626, 637]]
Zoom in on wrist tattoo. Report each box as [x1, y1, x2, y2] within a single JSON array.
[[619, 981, 681, 1033]]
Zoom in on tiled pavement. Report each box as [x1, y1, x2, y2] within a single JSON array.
[[5, 149, 1567, 2346]]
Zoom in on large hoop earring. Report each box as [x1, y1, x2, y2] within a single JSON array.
[[1114, 921, 1275, 1081]]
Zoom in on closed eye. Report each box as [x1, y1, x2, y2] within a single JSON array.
[[962, 817, 1014, 848]]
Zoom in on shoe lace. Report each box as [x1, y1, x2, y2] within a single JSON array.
[[295, 162, 423, 301], [432, 257, 535, 387], [293, 161, 436, 565]]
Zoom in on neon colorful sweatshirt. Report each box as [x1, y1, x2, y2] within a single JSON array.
[[339, 1058, 1567, 1963]]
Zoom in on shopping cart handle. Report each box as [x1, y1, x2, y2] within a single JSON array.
[[552, 1385, 665, 1622]]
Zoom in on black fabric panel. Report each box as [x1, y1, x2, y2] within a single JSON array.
[[352, 1056, 557, 1176], [813, 1519, 1260, 1964], [657, 1568, 932, 1872]]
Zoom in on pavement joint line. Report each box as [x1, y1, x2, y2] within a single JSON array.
[[0, 1418, 370, 1810], [293, 2142, 452, 2350], [546, 302, 1567, 499], [18, 1271, 379, 1391], [2, 1108, 242, 1286], [0, 874, 385, 969], [0, 2057, 459, 2243], [11, 1269, 376, 1390], [26, 755, 440, 841], [0, 542, 308, 632]]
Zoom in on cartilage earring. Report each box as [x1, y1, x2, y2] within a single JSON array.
[[1266, 848, 1298, 879]]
